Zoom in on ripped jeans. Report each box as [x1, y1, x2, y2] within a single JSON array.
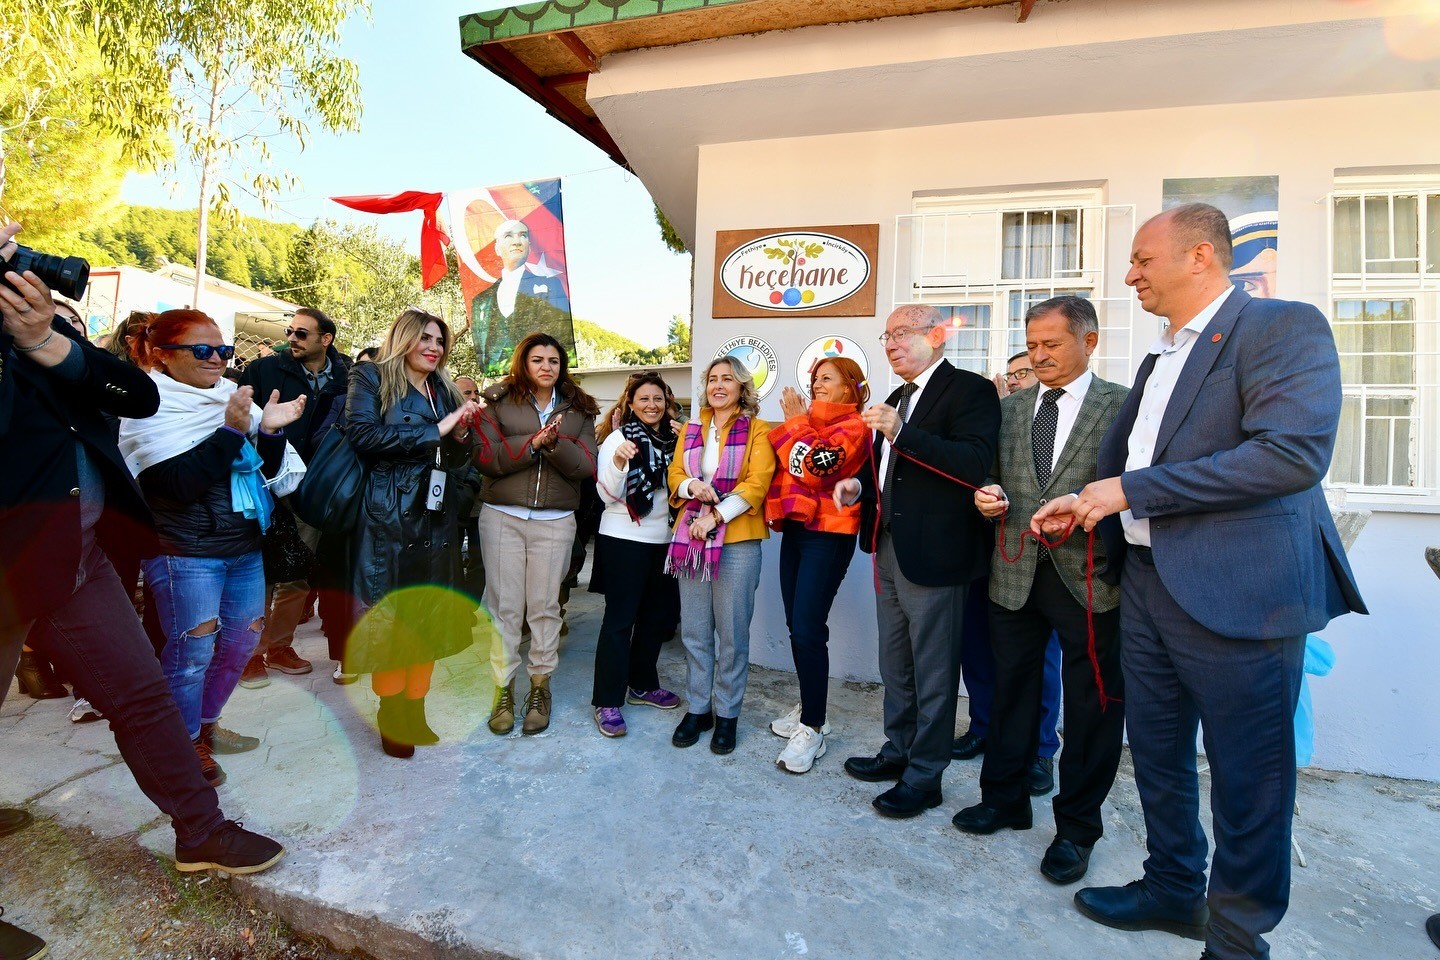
[[143, 551, 265, 741]]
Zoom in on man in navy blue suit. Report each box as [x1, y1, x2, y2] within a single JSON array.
[[1033, 203, 1366, 960]]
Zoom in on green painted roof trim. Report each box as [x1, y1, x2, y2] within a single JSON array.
[[460, 0, 756, 46]]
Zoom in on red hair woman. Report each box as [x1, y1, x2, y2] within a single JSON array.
[[764, 357, 870, 773]]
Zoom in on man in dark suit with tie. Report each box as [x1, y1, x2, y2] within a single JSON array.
[[833, 303, 1000, 818], [1034, 204, 1366, 960], [950, 295, 1128, 885]]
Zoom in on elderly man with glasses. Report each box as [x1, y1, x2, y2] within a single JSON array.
[[832, 304, 1000, 819], [236, 306, 353, 688]]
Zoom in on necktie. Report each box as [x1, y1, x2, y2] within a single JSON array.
[[1032, 387, 1065, 562], [1032, 388, 1065, 488], [881, 381, 917, 527]]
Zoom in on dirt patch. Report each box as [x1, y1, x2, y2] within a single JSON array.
[[0, 814, 371, 960]]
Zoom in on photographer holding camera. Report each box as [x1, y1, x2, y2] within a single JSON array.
[[0, 221, 286, 960]]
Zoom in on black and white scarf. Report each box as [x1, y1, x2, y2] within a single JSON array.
[[621, 415, 676, 520]]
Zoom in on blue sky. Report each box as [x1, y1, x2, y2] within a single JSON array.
[[121, 1, 692, 348]]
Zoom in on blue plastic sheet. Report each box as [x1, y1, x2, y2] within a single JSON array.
[[1295, 634, 1336, 767]]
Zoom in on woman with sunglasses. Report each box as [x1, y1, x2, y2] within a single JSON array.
[[763, 357, 870, 773], [118, 309, 307, 787], [588, 372, 683, 738]]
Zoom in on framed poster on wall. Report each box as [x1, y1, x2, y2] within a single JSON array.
[[712, 224, 879, 318]]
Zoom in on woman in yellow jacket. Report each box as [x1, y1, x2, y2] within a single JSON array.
[[666, 355, 777, 755]]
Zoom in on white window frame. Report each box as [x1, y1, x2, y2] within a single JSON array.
[[1327, 176, 1440, 503], [894, 189, 1138, 392]]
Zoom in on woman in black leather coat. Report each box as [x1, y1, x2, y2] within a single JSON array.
[[344, 309, 482, 758]]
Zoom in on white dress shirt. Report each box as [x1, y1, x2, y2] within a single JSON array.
[[496, 266, 524, 317], [1121, 287, 1234, 546], [1031, 369, 1094, 475], [877, 357, 944, 493]]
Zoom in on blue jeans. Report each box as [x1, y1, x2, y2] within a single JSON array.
[[144, 552, 266, 740], [677, 539, 762, 719], [778, 522, 856, 728]]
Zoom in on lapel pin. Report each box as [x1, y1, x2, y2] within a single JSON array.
[[1211, 333, 1223, 343]]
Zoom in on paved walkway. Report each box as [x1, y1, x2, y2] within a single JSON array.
[[4, 587, 1439, 959]]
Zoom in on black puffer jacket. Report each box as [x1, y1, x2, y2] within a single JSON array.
[[139, 427, 286, 558], [345, 362, 472, 609]]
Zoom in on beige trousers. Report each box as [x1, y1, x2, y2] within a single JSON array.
[[479, 505, 575, 687]]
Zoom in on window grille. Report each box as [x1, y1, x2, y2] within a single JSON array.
[[1328, 183, 1440, 498], [894, 192, 1138, 389]]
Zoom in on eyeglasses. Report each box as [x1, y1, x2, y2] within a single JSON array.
[[157, 343, 235, 361], [285, 328, 310, 340], [1004, 368, 1034, 383], [877, 326, 928, 344]]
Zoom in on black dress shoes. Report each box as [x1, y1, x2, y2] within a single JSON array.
[[951, 731, 986, 759], [672, 711, 714, 748], [843, 754, 906, 783], [952, 801, 1033, 834], [1040, 837, 1093, 884], [0, 909, 46, 960], [872, 782, 942, 819], [1028, 755, 1055, 795], [710, 716, 737, 755], [1074, 880, 1208, 941]]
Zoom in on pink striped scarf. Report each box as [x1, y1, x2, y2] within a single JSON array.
[[666, 415, 750, 581]]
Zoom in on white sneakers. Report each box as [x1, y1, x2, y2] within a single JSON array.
[[769, 703, 831, 739], [68, 698, 103, 723], [777, 725, 826, 774]]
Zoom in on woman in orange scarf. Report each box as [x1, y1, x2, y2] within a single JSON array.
[[764, 357, 870, 774]]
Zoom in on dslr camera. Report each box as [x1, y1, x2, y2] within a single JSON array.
[[0, 245, 90, 301]]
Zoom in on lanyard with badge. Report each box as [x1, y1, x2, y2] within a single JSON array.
[[422, 381, 447, 512]]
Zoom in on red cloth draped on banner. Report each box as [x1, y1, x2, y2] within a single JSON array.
[[330, 192, 450, 289]]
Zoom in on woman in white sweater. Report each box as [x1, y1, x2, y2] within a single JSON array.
[[589, 372, 683, 737]]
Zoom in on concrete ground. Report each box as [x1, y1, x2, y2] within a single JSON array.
[[3, 585, 1439, 960]]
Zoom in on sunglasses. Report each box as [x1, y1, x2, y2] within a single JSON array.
[[285, 327, 311, 340], [157, 343, 235, 361]]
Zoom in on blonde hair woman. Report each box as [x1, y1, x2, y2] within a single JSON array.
[[344, 309, 483, 758], [666, 356, 777, 755]]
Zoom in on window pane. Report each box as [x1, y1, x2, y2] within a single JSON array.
[[1428, 194, 1440, 274], [1056, 208, 1080, 273], [1333, 395, 1363, 485], [1363, 194, 1419, 273], [1001, 213, 1024, 280], [941, 304, 992, 376], [1333, 299, 1415, 387], [1334, 197, 1361, 273]]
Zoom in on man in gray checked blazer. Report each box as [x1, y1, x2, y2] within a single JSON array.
[[952, 295, 1128, 888]]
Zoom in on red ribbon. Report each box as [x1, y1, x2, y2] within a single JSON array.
[[871, 445, 1116, 711], [330, 192, 450, 290]]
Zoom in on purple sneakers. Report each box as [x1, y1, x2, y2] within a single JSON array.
[[626, 687, 681, 710], [594, 707, 627, 738]]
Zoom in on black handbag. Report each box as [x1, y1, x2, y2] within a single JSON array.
[[261, 504, 316, 582], [291, 420, 365, 535]]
